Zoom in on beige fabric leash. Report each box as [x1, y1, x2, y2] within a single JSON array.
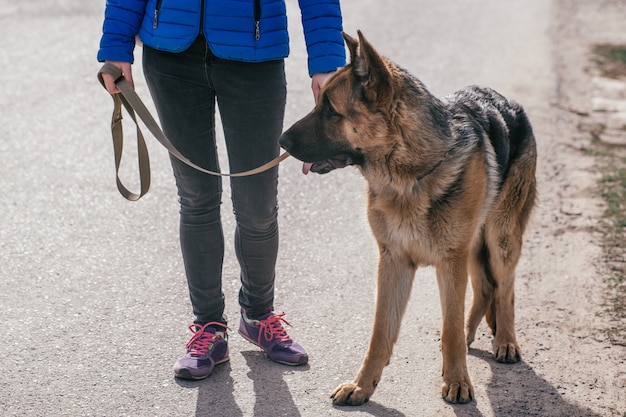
[[97, 63, 290, 201]]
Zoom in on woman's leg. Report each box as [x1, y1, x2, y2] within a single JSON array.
[[143, 39, 227, 325], [211, 57, 287, 318]]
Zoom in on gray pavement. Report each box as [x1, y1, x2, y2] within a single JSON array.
[[1, 1, 624, 416]]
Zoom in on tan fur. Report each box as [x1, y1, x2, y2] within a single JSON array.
[[279, 31, 537, 405]]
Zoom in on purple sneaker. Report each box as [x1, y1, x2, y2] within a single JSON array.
[[173, 322, 229, 380], [238, 311, 309, 366]]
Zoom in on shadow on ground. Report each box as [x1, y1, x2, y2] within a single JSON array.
[[175, 360, 243, 417], [176, 350, 309, 417], [174, 349, 407, 417], [459, 348, 602, 417], [173, 347, 600, 416]]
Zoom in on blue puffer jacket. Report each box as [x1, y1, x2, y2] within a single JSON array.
[[98, 0, 345, 76]]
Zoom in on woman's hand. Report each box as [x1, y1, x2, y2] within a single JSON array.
[[101, 61, 134, 94], [311, 71, 337, 103]]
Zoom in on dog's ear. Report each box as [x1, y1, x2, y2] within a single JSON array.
[[342, 32, 359, 64], [352, 30, 393, 108]]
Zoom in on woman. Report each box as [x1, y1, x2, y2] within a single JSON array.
[[98, 0, 345, 379]]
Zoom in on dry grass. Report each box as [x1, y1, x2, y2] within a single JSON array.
[[591, 44, 626, 345]]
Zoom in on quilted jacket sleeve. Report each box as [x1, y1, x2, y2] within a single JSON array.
[[298, 0, 346, 76], [97, 0, 148, 63]]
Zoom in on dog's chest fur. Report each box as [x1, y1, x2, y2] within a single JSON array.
[[366, 175, 479, 265]]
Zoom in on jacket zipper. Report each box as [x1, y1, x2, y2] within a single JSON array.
[[153, 0, 163, 29], [200, 0, 205, 35], [254, 0, 261, 40]]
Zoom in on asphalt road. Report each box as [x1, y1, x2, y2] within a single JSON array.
[[1, 1, 623, 416]]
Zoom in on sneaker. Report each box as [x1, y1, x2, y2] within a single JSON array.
[[173, 322, 229, 380], [238, 310, 309, 366]]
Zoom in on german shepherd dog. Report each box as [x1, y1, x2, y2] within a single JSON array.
[[279, 31, 537, 405]]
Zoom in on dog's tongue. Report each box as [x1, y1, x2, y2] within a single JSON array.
[[302, 162, 313, 175]]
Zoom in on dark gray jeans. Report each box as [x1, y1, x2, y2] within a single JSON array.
[[142, 37, 286, 324]]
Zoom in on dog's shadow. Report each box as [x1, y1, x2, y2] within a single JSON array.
[[448, 348, 602, 417], [333, 401, 407, 417]]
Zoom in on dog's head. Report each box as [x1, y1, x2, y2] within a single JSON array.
[[279, 30, 397, 174]]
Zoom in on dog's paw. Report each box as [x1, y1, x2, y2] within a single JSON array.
[[441, 378, 474, 404], [493, 341, 521, 363], [331, 382, 372, 406]]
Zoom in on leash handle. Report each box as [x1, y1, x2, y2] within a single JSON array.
[[97, 63, 290, 200], [98, 63, 150, 201]]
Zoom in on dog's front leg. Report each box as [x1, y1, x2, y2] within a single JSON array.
[[331, 250, 415, 406], [436, 258, 475, 404]]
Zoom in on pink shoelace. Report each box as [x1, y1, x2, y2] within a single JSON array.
[[257, 312, 293, 345], [186, 322, 227, 356]]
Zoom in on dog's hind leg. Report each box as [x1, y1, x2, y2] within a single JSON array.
[[483, 208, 525, 364], [483, 230, 521, 364], [465, 237, 496, 347], [484, 157, 536, 364], [331, 249, 416, 406]]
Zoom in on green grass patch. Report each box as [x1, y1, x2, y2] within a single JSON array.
[[600, 168, 626, 229], [593, 44, 626, 79]]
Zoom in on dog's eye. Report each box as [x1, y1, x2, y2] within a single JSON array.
[[323, 98, 342, 118]]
